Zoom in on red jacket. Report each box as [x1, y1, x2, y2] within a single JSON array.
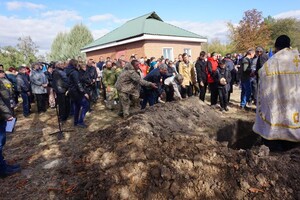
[[206, 57, 219, 83]]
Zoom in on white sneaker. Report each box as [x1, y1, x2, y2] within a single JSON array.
[[158, 97, 165, 104]]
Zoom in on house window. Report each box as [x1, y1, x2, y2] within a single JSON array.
[[162, 48, 174, 61], [184, 48, 192, 57]]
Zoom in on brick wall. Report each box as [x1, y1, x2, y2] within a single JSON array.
[[144, 40, 202, 62], [86, 40, 203, 62], [86, 41, 145, 62]]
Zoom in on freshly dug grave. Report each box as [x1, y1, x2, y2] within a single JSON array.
[[75, 99, 300, 200], [1, 97, 300, 200]]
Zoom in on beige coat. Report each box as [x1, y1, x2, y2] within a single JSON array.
[[178, 61, 196, 86]]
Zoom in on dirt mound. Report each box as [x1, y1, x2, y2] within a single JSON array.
[[1, 97, 300, 199], [67, 98, 299, 199]]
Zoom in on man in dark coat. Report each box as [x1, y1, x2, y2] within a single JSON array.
[[141, 63, 167, 109], [255, 46, 269, 83], [195, 51, 207, 101], [52, 61, 70, 121], [16, 66, 31, 117], [224, 53, 235, 102], [65, 59, 89, 128]]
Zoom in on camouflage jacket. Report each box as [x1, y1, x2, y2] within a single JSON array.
[[0, 79, 13, 121], [115, 64, 153, 97], [102, 68, 117, 87]]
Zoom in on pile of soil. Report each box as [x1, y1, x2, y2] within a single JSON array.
[[1, 97, 300, 199]]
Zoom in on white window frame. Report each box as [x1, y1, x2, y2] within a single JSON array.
[[162, 47, 174, 61], [184, 48, 192, 57]]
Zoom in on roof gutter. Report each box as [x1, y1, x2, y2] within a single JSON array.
[[81, 34, 208, 53]]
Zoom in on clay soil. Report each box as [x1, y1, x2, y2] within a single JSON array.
[[0, 87, 300, 200]]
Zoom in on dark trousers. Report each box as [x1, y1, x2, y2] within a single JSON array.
[[218, 87, 228, 109], [21, 92, 30, 116], [141, 89, 157, 109], [165, 85, 174, 102], [14, 91, 19, 105], [181, 83, 193, 98], [73, 97, 90, 125], [35, 93, 47, 113], [56, 93, 70, 121], [0, 121, 7, 172], [209, 82, 218, 105], [199, 83, 208, 102]]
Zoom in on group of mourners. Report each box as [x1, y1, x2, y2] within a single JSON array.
[[0, 34, 299, 178]]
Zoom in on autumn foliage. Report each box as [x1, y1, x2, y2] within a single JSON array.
[[228, 9, 271, 52]]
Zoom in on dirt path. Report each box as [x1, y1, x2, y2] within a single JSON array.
[[0, 87, 299, 200]]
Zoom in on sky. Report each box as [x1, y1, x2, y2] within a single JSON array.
[[1, 0, 300, 55]]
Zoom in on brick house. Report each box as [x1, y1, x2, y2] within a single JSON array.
[[81, 12, 207, 62]]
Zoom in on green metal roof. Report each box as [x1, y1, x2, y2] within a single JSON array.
[[82, 12, 206, 50]]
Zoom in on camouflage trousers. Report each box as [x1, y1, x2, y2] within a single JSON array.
[[118, 92, 139, 118], [105, 86, 117, 110]]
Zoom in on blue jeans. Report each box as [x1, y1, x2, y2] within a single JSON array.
[[73, 97, 90, 125], [21, 92, 30, 116], [240, 80, 252, 107], [141, 89, 157, 109], [0, 121, 7, 171]]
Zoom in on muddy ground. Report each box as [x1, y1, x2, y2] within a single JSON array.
[[0, 87, 300, 200]]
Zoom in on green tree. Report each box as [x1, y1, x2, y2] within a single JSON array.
[[0, 46, 24, 69], [66, 24, 93, 60], [17, 36, 38, 64], [265, 16, 300, 50], [228, 9, 271, 52], [49, 32, 68, 61], [49, 24, 93, 61], [204, 38, 234, 56]]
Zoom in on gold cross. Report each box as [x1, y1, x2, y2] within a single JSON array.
[[293, 55, 300, 67]]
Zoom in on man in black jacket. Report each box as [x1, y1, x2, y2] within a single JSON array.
[[195, 51, 207, 101], [16, 66, 31, 117], [65, 59, 89, 128], [86, 59, 97, 103], [255, 46, 269, 83], [0, 78, 21, 177], [141, 63, 167, 109], [52, 61, 69, 121]]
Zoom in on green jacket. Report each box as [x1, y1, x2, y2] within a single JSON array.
[[0, 80, 13, 121], [102, 68, 117, 87]]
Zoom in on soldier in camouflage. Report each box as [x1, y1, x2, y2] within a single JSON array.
[[102, 61, 118, 109], [115, 60, 157, 118]]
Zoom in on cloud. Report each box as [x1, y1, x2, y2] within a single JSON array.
[[167, 20, 230, 43], [89, 13, 128, 24], [274, 10, 300, 19], [92, 29, 111, 39], [6, 1, 45, 10], [0, 10, 83, 55]]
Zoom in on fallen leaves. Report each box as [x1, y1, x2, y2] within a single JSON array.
[[249, 187, 264, 193], [16, 179, 28, 189], [47, 179, 77, 195]]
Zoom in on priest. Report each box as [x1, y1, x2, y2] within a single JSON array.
[[253, 35, 300, 142]]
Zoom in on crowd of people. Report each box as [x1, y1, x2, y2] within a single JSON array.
[[0, 48, 270, 128], [0, 34, 298, 178]]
